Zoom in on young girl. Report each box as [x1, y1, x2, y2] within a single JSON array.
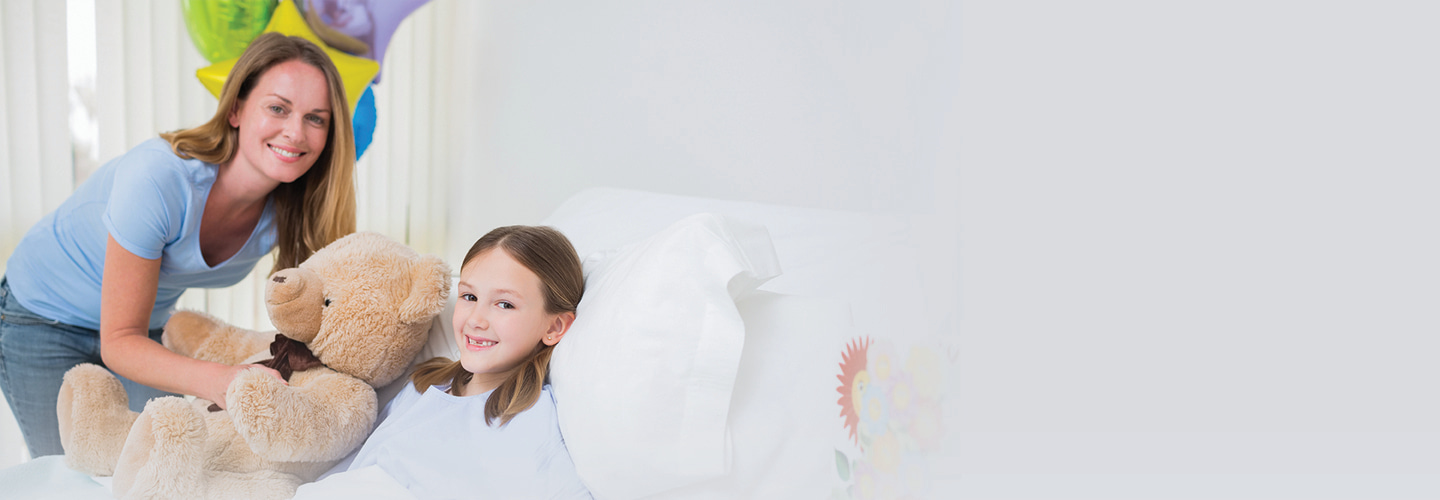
[[0, 32, 356, 458], [301, 225, 591, 499]]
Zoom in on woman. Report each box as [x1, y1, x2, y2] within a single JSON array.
[[0, 33, 357, 458]]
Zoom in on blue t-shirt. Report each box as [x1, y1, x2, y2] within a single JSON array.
[[324, 382, 591, 499], [5, 138, 276, 330]]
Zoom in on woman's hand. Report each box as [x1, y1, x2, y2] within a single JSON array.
[[98, 236, 289, 408], [205, 364, 288, 410]]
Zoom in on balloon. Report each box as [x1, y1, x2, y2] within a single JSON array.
[[181, 0, 279, 64], [195, 0, 380, 113], [353, 85, 376, 158], [299, 0, 431, 83]]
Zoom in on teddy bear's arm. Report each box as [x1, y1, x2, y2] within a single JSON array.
[[163, 311, 274, 364], [227, 368, 378, 462]]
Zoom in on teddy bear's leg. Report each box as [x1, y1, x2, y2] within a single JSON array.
[[56, 363, 138, 476], [112, 396, 208, 500]]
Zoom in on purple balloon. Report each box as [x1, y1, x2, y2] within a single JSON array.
[[301, 0, 430, 83]]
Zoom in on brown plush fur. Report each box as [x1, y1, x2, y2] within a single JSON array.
[[56, 232, 450, 500]]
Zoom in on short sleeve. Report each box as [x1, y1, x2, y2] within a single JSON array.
[[102, 143, 191, 260]]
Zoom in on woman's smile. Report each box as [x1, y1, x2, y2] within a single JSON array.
[[267, 143, 306, 161]]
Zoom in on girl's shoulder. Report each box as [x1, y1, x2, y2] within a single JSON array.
[[539, 383, 558, 408], [510, 384, 562, 428]]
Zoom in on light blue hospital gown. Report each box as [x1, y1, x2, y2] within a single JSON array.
[[318, 381, 592, 499]]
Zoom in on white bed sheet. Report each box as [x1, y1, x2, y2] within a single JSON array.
[[0, 457, 420, 500], [0, 456, 111, 499]]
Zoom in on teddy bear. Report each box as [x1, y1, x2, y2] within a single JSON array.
[[55, 231, 450, 499]]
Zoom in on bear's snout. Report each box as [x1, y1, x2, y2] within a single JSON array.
[[267, 268, 315, 305], [265, 267, 324, 342]]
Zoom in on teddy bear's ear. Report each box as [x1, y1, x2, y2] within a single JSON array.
[[399, 254, 451, 325]]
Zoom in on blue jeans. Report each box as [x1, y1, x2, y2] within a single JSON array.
[[0, 277, 177, 458]]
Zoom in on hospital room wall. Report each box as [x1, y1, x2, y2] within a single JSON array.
[[441, 0, 963, 262], [953, 0, 1439, 490]]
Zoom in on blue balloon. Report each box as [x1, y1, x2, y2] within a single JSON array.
[[353, 85, 376, 158]]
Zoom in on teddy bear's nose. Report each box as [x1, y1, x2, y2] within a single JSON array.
[[267, 268, 314, 305], [266, 267, 324, 343]]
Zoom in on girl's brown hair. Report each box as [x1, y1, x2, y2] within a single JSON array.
[[411, 225, 584, 426], [160, 32, 357, 273]]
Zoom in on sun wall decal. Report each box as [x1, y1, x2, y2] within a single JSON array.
[[836, 336, 872, 447]]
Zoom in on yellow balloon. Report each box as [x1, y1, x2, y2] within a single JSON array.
[[196, 0, 378, 113]]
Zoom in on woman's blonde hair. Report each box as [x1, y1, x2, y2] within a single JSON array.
[[411, 226, 585, 426], [161, 32, 357, 273]]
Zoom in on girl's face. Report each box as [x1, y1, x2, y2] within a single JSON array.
[[227, 59, 331, 189], [453, 248, 570, 395]]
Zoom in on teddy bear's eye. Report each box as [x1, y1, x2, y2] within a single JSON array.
[[324, 298, 332, 307]]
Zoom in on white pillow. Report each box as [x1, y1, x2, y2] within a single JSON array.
[[550, 213, 782, 500], [651, 291, 854, 498]]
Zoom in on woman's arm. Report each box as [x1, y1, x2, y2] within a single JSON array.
[[98, 235, 280, 409]]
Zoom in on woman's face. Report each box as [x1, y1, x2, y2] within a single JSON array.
[[227, 59, 332, 187], [453, 248, 568, 395]]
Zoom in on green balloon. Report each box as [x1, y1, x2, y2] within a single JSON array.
[[181, 0, 279, 63]]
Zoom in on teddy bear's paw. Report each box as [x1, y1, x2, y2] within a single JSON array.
[[57, 363, 137, 476], [226, 367, 288, 435], [112, 397, 208, 500], [162, 310, 222, 357]]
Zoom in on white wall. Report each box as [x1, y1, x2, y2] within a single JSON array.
[[955, 1, 1438, 497], [445, 0, 961, 260]]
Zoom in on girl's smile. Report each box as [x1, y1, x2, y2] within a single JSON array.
[[464, 335, 499, 350]]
